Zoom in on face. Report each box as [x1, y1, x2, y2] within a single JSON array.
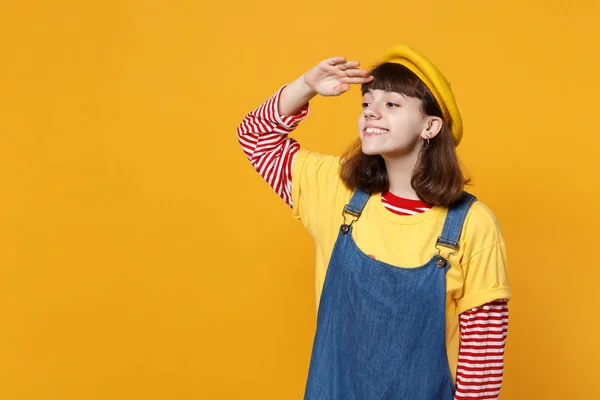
[[358, 89, 428, 157]]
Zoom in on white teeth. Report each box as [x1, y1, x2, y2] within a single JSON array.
[[365, 127, 389, 134]]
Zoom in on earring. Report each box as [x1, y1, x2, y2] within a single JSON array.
[[423, 129, 432, 148]]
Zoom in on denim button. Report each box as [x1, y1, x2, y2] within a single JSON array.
[[435, 257, 446, 268]]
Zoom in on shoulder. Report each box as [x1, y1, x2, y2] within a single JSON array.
[[291, 148, 349, 223], [461, 196, 505, 251], [455, 196, 511, 311], [292, 148, 344, 192], [466, 198, 502, 230], [293, 148, 341, 175]]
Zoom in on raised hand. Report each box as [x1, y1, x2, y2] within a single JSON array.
[[303, 57, 374, 97]]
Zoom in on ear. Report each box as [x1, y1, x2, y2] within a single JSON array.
[[420, 116, 443, 140]]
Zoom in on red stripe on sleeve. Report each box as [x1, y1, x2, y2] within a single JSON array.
[[454, 300, 509, 400], [236, 86, 307, 206]]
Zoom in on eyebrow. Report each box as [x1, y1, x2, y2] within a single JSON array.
[[364, 89, 407, 98]]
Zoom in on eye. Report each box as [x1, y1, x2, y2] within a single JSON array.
[[387, 102, 400, 108], [361, 102, 370, 108]]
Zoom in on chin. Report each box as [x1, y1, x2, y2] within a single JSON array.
[[361, 145, 381, 156]]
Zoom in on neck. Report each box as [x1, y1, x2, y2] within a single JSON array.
[[382, 148, 421, 200]]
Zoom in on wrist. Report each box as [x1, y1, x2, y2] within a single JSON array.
[[300, 73, 318, 98]]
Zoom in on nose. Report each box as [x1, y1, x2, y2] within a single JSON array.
[[364, 105, 380, 119]]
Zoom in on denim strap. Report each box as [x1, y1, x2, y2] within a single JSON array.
[[437, 192, 478, 251], [343, 189, 371, 219]]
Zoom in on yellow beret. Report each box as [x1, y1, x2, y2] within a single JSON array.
[[383, 45, 463, 145]]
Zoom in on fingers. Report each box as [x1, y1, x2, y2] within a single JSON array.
[[325, 58, 362, 70], [336, 67, 373, 83], [344, 68, 371, 77], [338, 60, 360, 71], [325, 56, 347, 66], [320, 57, 374, 92], [340, 76, 374, 84]]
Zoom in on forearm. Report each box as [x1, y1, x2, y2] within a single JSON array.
[[237, 86, 307, 206], [277, 74, 317, 116], [454, 299, 509, 400]]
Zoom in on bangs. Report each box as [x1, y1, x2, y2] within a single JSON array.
[[361, 62, 443, 117], [361, 63, 427, 98]]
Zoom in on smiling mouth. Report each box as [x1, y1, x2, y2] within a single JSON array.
[[363, 127, 389, 136]]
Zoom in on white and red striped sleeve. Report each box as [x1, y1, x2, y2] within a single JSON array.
[[454, 299, 509, 400], [237, 86, 308, 207]]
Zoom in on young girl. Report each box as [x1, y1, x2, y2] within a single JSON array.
[[237, 45, 510, 400]]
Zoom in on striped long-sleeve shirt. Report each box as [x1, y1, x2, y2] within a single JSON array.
[[237, 86, 509, 399]]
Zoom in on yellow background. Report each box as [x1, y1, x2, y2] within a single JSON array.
[[1, 0, 599, 398]]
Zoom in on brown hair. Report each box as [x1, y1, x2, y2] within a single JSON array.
[[339, 62, 470, 207]]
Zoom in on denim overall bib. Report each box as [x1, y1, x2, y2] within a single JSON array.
[[304, 189, 477, 400]]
